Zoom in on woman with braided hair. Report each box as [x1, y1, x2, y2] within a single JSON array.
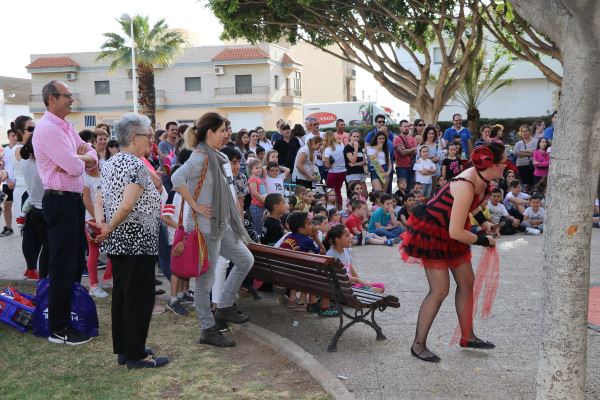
[[399, 142, 507, 362]]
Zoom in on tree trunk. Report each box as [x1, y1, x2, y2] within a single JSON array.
[[466, 107, 480, 140], [535, 42, 600, 399], [411, 96, 440, 125], [137, 64, 156, 128]]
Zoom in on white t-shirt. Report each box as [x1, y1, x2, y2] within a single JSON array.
[[524, 207, 545, 223], [83, 174, 101, 221], [413, 158, 436, 184], [265, 173, 285, 195], [326, 247, 352, 275], [162, 192, 190, 245], [504, 191, 530, 211], [3, 145, 16, 182], [323, 144, 346, 173], [258, 140, 272, 153], [366, 146, 387, 166], [487, 200, 509, 224], [12, 144, 25, 186], [222, 161, 238, 202]]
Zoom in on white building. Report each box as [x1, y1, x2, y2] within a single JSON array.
[[394, 37, 562, 122], [0, 77, 32, 145]]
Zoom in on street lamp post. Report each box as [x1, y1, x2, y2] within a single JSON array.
[[120, 13, 138, 113]]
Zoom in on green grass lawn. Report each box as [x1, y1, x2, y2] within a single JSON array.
[[0, 281, 329, 400]]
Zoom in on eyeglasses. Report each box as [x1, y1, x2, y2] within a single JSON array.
[[417, 123, 426, 127], [26, 126, 35, 132], [376, 120, 385, 124], [135, 133, 152, 139], [53, 93, 76, 100]]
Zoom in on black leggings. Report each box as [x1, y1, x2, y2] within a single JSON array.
[[22, 207, 49, 276]]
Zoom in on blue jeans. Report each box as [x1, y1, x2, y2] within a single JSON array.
[[372, 226, 404, 239], [396, 167, 415, 192], [157, 222, 171, 280]]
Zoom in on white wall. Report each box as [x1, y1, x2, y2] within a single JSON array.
[[438, 78, 558, 121]]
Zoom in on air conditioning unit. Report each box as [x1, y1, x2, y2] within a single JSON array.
[[66, 72, 77, 81], [214, 66, 224, 75]]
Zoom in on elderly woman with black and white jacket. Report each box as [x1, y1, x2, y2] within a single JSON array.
[[171, 112, 253, 348]]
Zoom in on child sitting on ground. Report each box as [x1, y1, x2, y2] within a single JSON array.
[[394, 177, 408, 207], [325, 225, 385, 293], [522, 194, 545, 233], [277, 211, 338, 317], [265, 161, 290, 195], [399, 193, 416, 228], [327, 208, 343, 228], [311, 214, 329, 242], [368, 193, 404, 240], [294, 185, 309, 212], [488, 188, 540, 235], [349, 181, 368, 202], [369, 190, 383, 213], [261, 193, 288, 245], [345, 199, 394, 246], [504, 179, 531, 221], [325, 189, 338, 211]]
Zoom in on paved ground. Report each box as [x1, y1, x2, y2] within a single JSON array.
[[2, 229, 600, 399]]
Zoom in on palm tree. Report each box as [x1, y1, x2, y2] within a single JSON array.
[[452, 47, 513, 135], [97, 15, 186, 126]]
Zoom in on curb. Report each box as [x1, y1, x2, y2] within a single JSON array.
[[232, 322, 355, 400]]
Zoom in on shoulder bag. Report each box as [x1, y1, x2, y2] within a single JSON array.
[[171, 155, 210, 279]]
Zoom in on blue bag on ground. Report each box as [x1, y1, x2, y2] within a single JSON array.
[[32, 278, 100, 338]]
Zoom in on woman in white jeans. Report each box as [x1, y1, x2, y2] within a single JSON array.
[[172, 112, 254, 348]]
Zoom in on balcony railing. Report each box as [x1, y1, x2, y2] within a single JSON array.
[[126, 90, 166, 100], [285, 89, 302, 97], [29, 93, 80, 102], [214, 86, 269, 96]]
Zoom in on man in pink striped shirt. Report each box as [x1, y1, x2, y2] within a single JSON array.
[[33, 80, 97, 346]]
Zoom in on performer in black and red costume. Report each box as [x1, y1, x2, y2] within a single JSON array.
[[400, 142, 507, 362]]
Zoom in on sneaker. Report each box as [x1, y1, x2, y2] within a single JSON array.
[[90, 285, 109, 299], [48, 328, 92, 345], [593, 222, 600, 228], [214, 305, 249, 324], [199, 325, 235, 347], [318, 307, 340, 318], [384, 239, 394, 246], [361, 232, 369, 246], [180, 292, 194, 304], [81, 269, 89, 277], [152, 304, 166, 315], [117, 348, 153, 366], [525, 227, 541, 235], [167, 300, 189, 316], [0, 227, 13, 237], [126, 355, 169, 369], [214, 319, 230, 333], [23, 269, 39, 281]]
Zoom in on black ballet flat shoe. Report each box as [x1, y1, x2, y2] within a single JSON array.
[[459, 338, 496, 349], [411, 346, 441, 363]]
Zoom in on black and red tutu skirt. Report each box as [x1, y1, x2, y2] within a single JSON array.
[[399, 207, 471, 269]]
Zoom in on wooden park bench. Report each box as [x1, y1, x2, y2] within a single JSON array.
[[247, 243, 400, 352]]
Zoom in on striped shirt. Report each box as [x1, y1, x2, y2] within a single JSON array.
[[33, 111, 97, 193]]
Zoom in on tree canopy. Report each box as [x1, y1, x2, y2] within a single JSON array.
[[209, 0, 484, 122]]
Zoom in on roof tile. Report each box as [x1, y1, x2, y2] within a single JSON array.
[[26, 57, 80, 69], [212, 47, 269, 61]]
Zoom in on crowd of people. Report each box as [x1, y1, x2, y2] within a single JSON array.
[[1, 79, 599, 368]]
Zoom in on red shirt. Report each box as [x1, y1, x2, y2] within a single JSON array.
[[345, 213, 364, 233], [393, 134, 416, 168]]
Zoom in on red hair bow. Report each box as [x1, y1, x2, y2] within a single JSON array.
[[471, 146, 494, 170]]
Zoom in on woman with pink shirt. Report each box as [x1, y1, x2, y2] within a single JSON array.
[[532, 137, 550, 185]]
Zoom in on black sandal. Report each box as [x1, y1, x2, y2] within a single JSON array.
[[411, 345, 441, 363], [459, 338, 496, 349]]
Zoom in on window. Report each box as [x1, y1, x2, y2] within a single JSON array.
[[94, 81, 110, 95], [293, 71, 302, 91], [185, 77, 202, 92], [84, 115, 96, 127], [274, 75, 279, 90], [235, 75, 252, 94], [433, 47, 442, 64]]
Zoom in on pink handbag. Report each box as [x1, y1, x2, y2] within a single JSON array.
[[170, 157, 209, 279]]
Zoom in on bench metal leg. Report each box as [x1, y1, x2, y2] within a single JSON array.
[[370, 308, 386, 341], [327, 306, 388, 351]]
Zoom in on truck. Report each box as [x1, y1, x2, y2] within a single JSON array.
[[303, 101, 394, 129]]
